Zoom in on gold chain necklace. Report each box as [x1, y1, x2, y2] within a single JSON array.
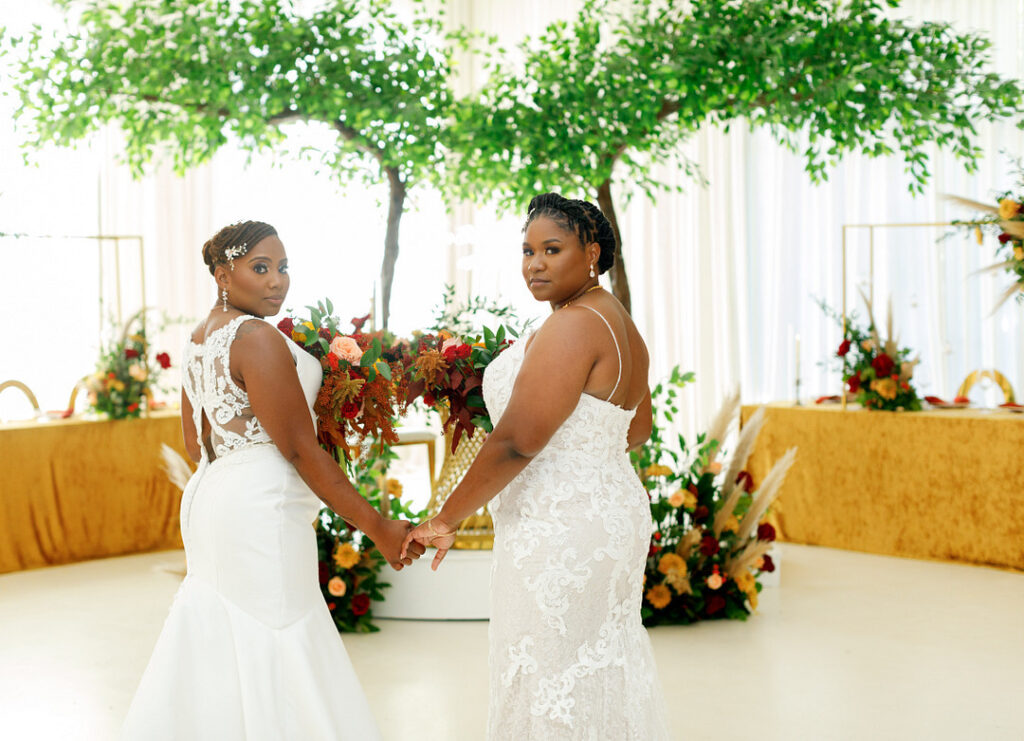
[[558, 284, 601, 309]]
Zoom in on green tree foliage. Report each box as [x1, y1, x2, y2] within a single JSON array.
[[5, 0, 457, 328], [446, 0, 1024, 312]]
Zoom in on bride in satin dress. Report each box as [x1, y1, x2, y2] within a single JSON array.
[[403, 194, 670, 740], [121, 221, 423, 740]]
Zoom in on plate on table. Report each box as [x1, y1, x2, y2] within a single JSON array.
[[925, 396, 971, 409]]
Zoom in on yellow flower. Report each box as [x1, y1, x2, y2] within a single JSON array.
[[384, 478, 403, 497], [292, 321, 316, 343], [1015, 246, 1024, 262], [645, 584, 672, 609], [734, 569, 756, 593], [664, 569, 691, 595], [746, 587, 758, 610], [870, 376, 898, 401], [683, 489, 698, 509], [643, 464, 673, 478], [657, 553, 686, 575], [999, 198, 1021, 220], [860, 339, 874, 352], [107, 378, 126, 392], [667, 490, 685, 508], [722, 514, 739, 533], [333, 542, 360, 570], [975, 226, 984, 245], [327, 576, 347, 597]]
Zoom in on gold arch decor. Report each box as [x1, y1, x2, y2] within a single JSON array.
[[0, 380, 41, 420], [426, 423, 493, 550], [840, 221, 987, 410], [957, 369, 1016, 404]]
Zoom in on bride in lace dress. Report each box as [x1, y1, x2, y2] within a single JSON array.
[[121, 221, 423, 740], [403, 194, 670, 740]]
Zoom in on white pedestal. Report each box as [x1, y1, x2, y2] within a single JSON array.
[[373, 549, 492, 620]]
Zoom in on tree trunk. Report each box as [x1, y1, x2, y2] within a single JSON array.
[[595, 179, 632, 314], [380, 168, 406, 330]]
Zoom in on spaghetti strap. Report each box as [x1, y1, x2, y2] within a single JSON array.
[[577, 304, 622, 402]]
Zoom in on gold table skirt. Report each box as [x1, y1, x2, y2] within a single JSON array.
[[740, 404, 1024, 571], [0, 410, 186, 574]]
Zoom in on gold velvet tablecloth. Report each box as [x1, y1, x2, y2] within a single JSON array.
[[740, 404, 1024, 571], [0, 410, 187, 574]]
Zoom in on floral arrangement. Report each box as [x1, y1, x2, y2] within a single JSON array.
[[631, 368, 796, 625], [277, 300, 416, 460], [949, 172, 1024, 310], [314, 443, 426, 633], [408, 325, 516, 452], [84, 310, 172, 419], [820, 294, 922, 411]]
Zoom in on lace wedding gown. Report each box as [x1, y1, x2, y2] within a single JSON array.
[[482, 306, 670, 740], [121, 315, 380, 740]]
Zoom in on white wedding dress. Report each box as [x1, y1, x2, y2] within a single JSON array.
[[482, 306, 670, 740], [121, 315, 381, 740]]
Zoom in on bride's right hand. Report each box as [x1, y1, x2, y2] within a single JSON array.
[[374, 519, 425, 571]]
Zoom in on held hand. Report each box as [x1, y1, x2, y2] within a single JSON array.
[[374, 519, 425, 571], [400, 517, 457, 571]]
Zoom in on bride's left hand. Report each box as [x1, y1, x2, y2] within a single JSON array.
[[401, 517, 457, 571]]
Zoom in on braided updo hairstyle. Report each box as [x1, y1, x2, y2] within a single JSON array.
[[201, 220, 278, 276], [523, 193, 616, 274]]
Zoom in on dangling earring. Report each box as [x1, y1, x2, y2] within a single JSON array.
[[589, 264, 596, 278], [222, 288, 229, 312]]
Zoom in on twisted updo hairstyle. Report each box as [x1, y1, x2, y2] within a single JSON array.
[[202, 220, 278, 276], [524, 193, 616, 275]]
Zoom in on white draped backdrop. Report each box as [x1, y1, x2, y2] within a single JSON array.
[[1, 0, 1023, 438]]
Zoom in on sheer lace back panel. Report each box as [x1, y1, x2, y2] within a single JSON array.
[[182, 315, 321, 461]]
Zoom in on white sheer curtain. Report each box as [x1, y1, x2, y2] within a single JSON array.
[[2, 0, 1022, 433]]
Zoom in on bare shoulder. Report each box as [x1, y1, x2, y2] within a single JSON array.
[[232, 318, 290, 358], [528, 307, 600, 353]]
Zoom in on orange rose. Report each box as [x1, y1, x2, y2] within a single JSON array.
[[645, 584, 672, 609], [327, 576, 347, 597], [330, 336, 363, 364]]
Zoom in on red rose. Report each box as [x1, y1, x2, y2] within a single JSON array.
[[127, 403, 139, 412], [155, 352, 171, 369], [871, 353, 895, 378], [694, 505, 710, 522], [125, 348, 139, 359], [647, 544, 661, 557], [706, 595, 726, 616], [351, 593, 371, 616], [653, 532, 662, 541], [900, 381, 910, 391], [699, 534, 720, 556], [318, 562, 329, 584], [423, 393, 436, 407], [319, 327, 332, 341], [847, 372, 861, 394], [837, 339, 851, 356], [442, 343, 472, 362], [341, 402, 360, 419], [735, 471, 754, 492], [687, 482, 698, 495], [757, 523, 776, 542], [760, 554, 775, 573], [277, 317, 295, 335], [999, 232, 1013, 243], [327, 602, 336, 611], [326, 354, 339, 371]]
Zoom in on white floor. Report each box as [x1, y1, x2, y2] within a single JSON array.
[[0, 543, 1021, 741]]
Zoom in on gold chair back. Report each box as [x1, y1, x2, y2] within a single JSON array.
[[427, 423, 494, 550], [956, 369, 1016, 404], [0, 380, 41, 420]]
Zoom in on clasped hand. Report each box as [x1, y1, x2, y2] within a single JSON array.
[[374, 519, 426, 570], [400, 517, 457, 571]]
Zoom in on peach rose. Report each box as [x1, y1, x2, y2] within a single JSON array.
[[327, 576, 347, 597], [330, 336, 363, 364], [667, 490, 685, 508], [706, 573, 724, 590], [128, 363, 148, 382]]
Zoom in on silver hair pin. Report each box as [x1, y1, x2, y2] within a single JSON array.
[[224, 242, 248, 271]]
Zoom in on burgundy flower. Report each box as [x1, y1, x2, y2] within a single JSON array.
[[155, 352, 171, 369], [341, 402, 360, 419], [327, 601, 336, 611], [871, 353, 895, 378], [699, 534, 720, 556], [847, 372, 861, 394], [124, 348, 139, 359], [648, 544, 661, 558], [351, 314, 370, 332], [351, 593, 371, 616], [735, 471, 754, 492], [423, 393, 436, 407], [837, 339, 851, 357], [998, 232, 1013, 244], [757, 523, 776, 542], [694, 505, 710, 522], [705, 595, 726, 616], [442, 343, 472, 362], [318, 562, 329, 584], [318, 327, 332, 342], [277, 317, 295, 336], [760, 554, 775, 573]]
